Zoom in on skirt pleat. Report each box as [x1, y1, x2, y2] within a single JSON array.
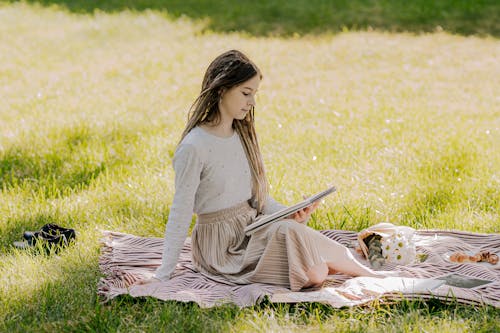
[[191, 201, 326, 291]]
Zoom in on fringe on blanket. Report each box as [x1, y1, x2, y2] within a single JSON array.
[[98, 229, 500, 308]]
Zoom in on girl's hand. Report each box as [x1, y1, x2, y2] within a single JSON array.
[[291, 200, 320, 224]]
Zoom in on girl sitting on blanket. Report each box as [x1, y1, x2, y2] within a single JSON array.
[[147, 50, 391, 290]]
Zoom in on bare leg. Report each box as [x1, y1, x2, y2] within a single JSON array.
[[303, 230, 399, 288], [304, 262, 329, 288], [316, 234, 386, 277]]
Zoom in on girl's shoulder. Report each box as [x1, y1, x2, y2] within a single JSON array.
[[176, 126, 239, 162], [180, 127, 205, 146], [182, 126, 237, 146], [175, 127, 210, 162]]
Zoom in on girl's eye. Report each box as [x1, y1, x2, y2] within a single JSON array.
[[242, 92, 250, 96]]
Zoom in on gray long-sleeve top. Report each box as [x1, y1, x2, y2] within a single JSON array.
[[154, 126, 285, 280]]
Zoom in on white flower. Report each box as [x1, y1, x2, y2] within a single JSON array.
[[380, 231, 416, 265]]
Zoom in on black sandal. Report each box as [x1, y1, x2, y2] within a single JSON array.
[[14, 223, 76, 252]]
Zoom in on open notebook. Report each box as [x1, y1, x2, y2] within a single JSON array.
[[244, 185, 337, 235]]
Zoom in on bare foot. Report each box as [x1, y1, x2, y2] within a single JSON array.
[[328, 267, 337, 275]]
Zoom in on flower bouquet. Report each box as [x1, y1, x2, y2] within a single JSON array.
[[357, 222, 417, 268]]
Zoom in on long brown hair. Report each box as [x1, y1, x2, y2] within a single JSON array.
[[179, 50, 268, 213]]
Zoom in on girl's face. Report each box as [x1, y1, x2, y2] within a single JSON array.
[[218, 74, 260, 122]]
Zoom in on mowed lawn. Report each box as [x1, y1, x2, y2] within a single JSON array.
[[1, 1, 499, 332]]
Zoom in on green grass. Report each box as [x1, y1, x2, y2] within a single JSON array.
[[1, 1, 500, 332], [6, 0, 500, 37]]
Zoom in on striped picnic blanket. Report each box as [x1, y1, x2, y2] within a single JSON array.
[[98, 229, 500, 308]]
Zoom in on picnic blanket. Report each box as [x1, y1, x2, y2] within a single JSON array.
[[98, 229, 500, 308]]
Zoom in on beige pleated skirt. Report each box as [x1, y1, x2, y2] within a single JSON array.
[[191, 201, 327, 291]]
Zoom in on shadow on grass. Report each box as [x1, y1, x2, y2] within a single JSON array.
[[0, 123, 143, 198], [8, 0, 500, 37], [0, 146, 105, 195], [0, 126, 105, 196], [0, 249, 239, 332]]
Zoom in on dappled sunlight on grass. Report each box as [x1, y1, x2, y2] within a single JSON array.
[[3, 0, 500, 37], [0, 231, 100, 325], [1, 2, 499, 332], [228, 298, 493, 332]]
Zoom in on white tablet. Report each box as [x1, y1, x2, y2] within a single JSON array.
[[244, 185, 336, 235]]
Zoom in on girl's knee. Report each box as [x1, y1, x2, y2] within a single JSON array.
[[305, 262, 328, 287], [273, 219, 308, 234]]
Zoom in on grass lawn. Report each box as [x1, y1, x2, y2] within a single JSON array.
[[1, 1, 499, 332]]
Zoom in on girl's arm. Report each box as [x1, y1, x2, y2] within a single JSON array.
[[154, 144, 202, 281], [262, 195, 287, 214]]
